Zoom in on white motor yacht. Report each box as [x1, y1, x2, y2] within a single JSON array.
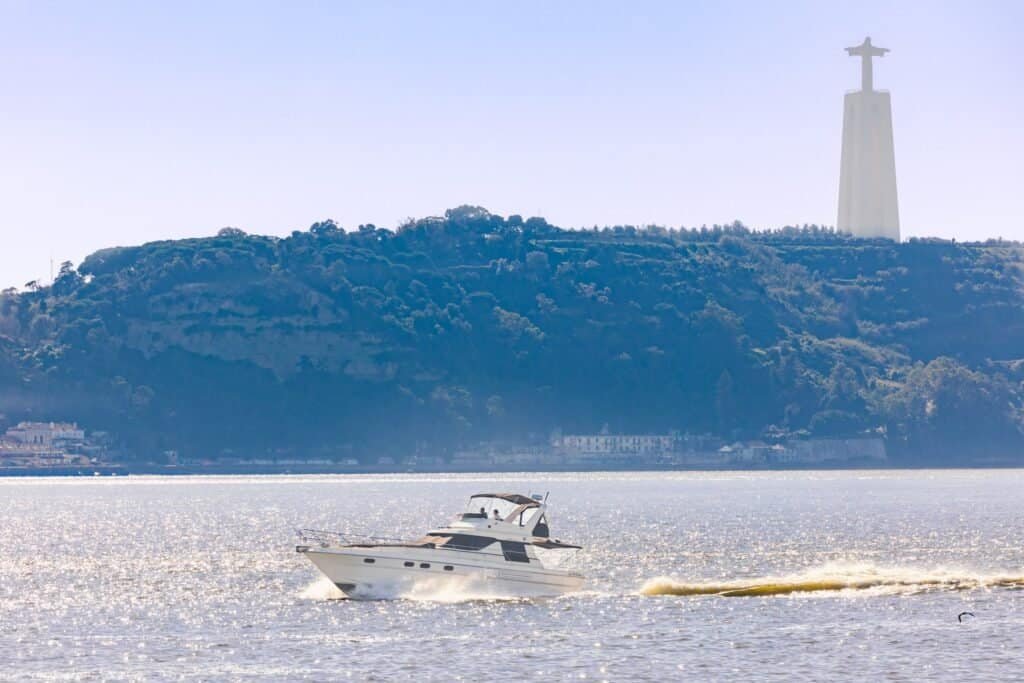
[[296, 493, 584, 598]]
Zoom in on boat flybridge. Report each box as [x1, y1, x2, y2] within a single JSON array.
[[296, 493, 584, 598]]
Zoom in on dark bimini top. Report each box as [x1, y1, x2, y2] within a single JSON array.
[[469, 493, 540, 507]]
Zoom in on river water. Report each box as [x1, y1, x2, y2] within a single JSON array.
[[2, 471, 1022, 681]]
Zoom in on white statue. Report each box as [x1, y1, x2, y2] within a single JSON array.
[[846, 36, 889, 92], [837, 37, 900, 241]]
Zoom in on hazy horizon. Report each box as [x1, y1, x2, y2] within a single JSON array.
[[2, 0, 1022, 288]]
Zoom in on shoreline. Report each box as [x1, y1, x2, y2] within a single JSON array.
[[2, 460, 1022, 477]]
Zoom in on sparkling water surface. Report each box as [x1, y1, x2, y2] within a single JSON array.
[[2, 471, 1023, 681]]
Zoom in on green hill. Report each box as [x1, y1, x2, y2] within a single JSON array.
[[2, 206, 1022, 464]]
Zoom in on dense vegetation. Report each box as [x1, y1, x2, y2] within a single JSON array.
[[2, 206, 1023, 464]]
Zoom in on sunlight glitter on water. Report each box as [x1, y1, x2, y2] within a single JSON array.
[[2, 470, 1024, 680]]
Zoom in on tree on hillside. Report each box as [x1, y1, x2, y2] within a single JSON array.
[[872, 357, 1022, 458]]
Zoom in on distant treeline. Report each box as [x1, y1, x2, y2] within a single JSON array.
[[1, 206, 1023, 464]]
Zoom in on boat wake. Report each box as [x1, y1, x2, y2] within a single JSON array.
[[640, 562, 1024, 598], [298, 575, 537, 603]]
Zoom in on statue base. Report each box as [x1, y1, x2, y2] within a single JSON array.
[[837, 90, 900, 241]]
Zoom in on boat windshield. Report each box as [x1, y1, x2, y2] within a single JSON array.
[[464, 495, 531, 521]]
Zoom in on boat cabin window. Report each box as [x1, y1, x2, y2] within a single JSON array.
[[499, 541, 530, 563], [438, 534, 494, 551]]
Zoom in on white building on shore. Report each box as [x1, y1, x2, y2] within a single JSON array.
[[553, 433, 675, 457], [0, 421, 91, 468], [5, 421, 85, 447]]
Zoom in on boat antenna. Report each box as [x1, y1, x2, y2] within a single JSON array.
[[544, 491, 549, 502]]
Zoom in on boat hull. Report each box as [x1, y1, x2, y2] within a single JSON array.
[[298, 546, 584, 599]]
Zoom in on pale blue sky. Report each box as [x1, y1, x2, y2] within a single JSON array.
[[1, 1, 1022, 287]]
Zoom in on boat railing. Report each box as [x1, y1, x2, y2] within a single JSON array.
[[295, 528, 408, 548]]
